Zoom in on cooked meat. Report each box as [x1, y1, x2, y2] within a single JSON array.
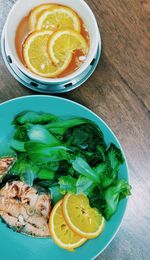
[[0, 181, 51, 237], [0, 157, 16, 181]]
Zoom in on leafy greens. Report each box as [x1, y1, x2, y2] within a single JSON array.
[[7, 111, 131, 221]]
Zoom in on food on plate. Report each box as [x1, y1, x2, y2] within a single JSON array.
[[0, 111, 131, 250], [0, 180, 51, 237], [0, 157, 16, 182], [49, 200, 86, 251], [62, 193, 105, 239], [15, 3, 90, 78]]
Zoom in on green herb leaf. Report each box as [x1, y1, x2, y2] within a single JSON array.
[[38, 168, 55, 180], [14, 126, 29, 142], [28, 125, 60, 146], [58, 176, 77, 194], [64, 123, 106, 152], [94, 162, 115, 188], [25, 142, 73, 163], [107, 143, 125, 172], [11, 139, 26, 152], [22, 167, 38, 187], [14, 111, 58, 125], [49, 185, 64, 205], [45, 118, 90, 131], [103, 179, 131, 220], [11, 156, 39, 186], [72, 157, 100, 184], [76, 176, 95, 196]]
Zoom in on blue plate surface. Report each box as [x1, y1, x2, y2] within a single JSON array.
[[0, 95, 129, 260]]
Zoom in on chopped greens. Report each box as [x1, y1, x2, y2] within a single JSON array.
[[6, 111, 131, 220]]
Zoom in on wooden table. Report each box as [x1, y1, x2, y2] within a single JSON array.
[[0, 1, 150, 259]]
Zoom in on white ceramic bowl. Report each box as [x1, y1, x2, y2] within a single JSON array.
[[5, 0, 100, 84]]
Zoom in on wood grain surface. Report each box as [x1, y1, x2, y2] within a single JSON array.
[[0, 0, 150, 259]]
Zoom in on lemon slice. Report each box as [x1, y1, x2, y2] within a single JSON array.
[[23, 31, 72, 78], [62, 194, 105, 239], [49, 200, 87, 251], [29, 4, 57, 31], [48, 29, 88, 64], [36, 6, 81, 32]]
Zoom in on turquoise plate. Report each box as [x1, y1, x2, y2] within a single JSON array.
[[0, 95, 129, 260]]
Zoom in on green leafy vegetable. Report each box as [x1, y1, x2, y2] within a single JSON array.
[[89, 187, 104, 212], [97, 145, 106, 161], [14, 126, 29, 141], [55, 160, 72, 178], [94, 162, 112, 188], [45, 118, 90, 131], [11, 139, 26, 152], [93, 144, 125, 189], [64, 124, 106, 152], [33, 179, 57, 188], [94, 162, 118, 189], [103, 179, 131, 220], [38, 168, 55, 180], [58, 176, 77, 194], [86, 151, 104, 167], [25, 142, 73, 163], [5, 111, 131, 222], [49, 128, 68, 136], [10, 156, 39, 186], [76, 176, 95, 196], [49, 185, 64, 205], [72, 157, 100, 184], [28, 125, 60, 145], [14, 111, 57, 125], [22, 167, 37, 187], [107, 143, 124, 172]]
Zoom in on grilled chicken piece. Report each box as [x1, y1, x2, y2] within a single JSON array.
[[0, 157, 16, 182], [0, 181, 51, 237]]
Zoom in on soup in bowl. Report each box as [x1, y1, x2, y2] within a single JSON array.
[[5, 0, 100, 84]]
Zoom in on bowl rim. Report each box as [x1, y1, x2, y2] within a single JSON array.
[[0, 95, 130, 259], [4, 0, 100, 84]]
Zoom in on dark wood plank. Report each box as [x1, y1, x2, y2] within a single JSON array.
[[0, 1, 150, 259]]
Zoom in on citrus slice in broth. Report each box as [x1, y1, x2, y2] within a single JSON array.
[[29, 4, 57, 31], [62, 193, 105, 239], [36, 6, 81, 32], [23, 31, 72, 78], [49, 200, 87, 251], [48, 29, 88, 64]]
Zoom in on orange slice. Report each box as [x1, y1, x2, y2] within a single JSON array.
[[62, 193, 105, 239], [36, 6, 81, 32], [29, 4, 57, 31], [49, 200, 87, 251], [48, 29, 88, 64], [23, 31, 72, 78]]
